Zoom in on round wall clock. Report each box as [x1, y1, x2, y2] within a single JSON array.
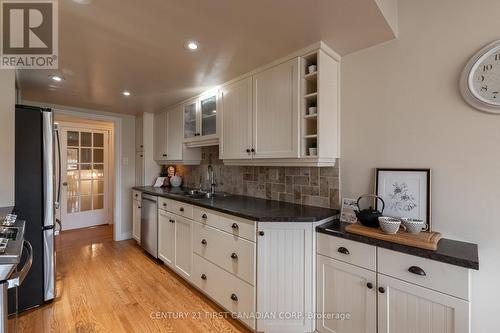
[[460, 40, 500, 114]]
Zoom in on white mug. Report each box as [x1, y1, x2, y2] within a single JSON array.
[[308, 106, 317, 115], [401, 218, 428, 234], [308, 65, 317, 74], [308, 148, 317, 156]]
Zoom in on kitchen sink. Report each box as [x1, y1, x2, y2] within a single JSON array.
[[182, 190, 232, 199]]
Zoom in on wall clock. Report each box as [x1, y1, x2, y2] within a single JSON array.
[[460, 40, 500, 114]]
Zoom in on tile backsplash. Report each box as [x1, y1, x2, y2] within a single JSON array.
[[173, 146, 340, 209]]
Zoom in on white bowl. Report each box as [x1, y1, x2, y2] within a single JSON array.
[[378, 217, 403, 234], [169, 175, 182, 187], [401, 218, 428, 234]]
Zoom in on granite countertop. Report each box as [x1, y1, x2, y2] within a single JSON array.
[[0, 206, 14, 220], [133, 186, 339, 222], [317, 220, 479, 270]]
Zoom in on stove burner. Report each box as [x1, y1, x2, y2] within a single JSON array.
[[0, 227, 18, 241]]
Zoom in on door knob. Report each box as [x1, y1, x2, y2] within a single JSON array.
[[62, 182, 68, 186]]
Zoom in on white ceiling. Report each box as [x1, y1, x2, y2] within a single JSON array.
[[19, 0, 396, 115]]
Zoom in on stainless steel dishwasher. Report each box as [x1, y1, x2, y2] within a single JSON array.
[[141, 194, 158, 258]]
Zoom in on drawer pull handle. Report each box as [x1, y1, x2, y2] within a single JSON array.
[[201, 239, 207, 245], [259, 231, 264, 236], [337, 247, 350, 255], [408, 266, 426, 276], [201, 274, 207, 280], [179, 207, 184, 212], [202, 214, 207, 219], [366, 282, 373, 289], [230, 252, 238, 260], [230, 293, 238, 301], [231, 223, 239, 229], [378, 287, 385, 294], [169, 219, 175, 223]]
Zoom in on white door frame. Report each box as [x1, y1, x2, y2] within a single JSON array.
[[51, 107, 126, 241], [58, 123, 112, 230]]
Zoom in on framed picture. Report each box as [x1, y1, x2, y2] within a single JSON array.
[[340, 198, 359, 224], [375, 168, 431, 230]]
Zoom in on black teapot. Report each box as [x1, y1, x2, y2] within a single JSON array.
[[355, 194, 385, 228]]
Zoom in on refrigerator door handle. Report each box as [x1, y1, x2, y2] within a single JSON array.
[[54, 125, 61, 209]]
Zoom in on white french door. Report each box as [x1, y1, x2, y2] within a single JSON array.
[[60, 127, 110, 230]]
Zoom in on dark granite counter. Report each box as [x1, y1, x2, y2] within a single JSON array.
[[317, 220, 479, 270], [133, 186, 339, 222], [0, 206, 14, 220]]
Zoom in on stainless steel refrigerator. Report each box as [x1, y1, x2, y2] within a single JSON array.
[[13, 105, 59, 312]]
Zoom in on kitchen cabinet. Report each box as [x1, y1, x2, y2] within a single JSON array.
[[256, 222, 314, 333], [134, 151, 144, 186], [316, 234, 473, 333], [220, 77, 253, 160], [317, 254, 376, 333], [253, 58, 300, 159], [158, 209, 174, 267], [153, 106, 201, 164], [153, 111, 167, 161], [135, 112, 159, 185], [132, 194, 141, 242], [378, 274, 470, 333], [183, 91, 219, 147], [135, 114, 143, 152], [173, 215, 193, 279]]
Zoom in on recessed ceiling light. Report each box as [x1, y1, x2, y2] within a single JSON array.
[[186, 41, 198, 50], [50, 75, 63, 82], [122, 91, 131, 96]]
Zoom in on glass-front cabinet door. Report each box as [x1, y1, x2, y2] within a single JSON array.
[[183, 100, 198, 139], [200, 94, 217, 137]]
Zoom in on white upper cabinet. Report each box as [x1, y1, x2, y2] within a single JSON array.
[[166, 105, 183, 161], [153, 111, 168, 161], [220, 77, 253, 160], [253, 58, 300, 159], [135, 114, 143, 152], [183, 91, 219, 147]]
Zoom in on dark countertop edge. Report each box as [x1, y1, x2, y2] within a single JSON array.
[[133, 186, 339, 222], [316, 220, 479, 270]]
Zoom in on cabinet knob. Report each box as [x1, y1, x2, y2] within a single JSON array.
[[162, 154, 167, 157], [140, 145, 143, 148], [259, 231, 264, 236], [408, 266, 426, 276], [366, 282, 373, 289], [378, 287, 385, 294], [202, 214, 207, 219], [246, 149, 250, 153], [201, 274, 207, 280], [337, 247, 350, 255], [162, 202, 167, 207], [251, 148, 255, 153], [138, 206, 141, 209], [231, 223, 239, 230], [169, 219, 175, 223], [179, 207, 184, 212], [201, 239, 207, 245], [230, 252, 238, 260], [230, 293, 238, 301]]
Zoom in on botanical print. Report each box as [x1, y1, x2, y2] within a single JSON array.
[[388, 182, 417, 212]]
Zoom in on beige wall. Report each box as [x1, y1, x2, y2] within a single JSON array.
[[341, 0, 500, 331], [0, 70, 15, 207]]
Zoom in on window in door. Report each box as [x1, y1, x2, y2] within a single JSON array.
[[66, 131, 105, 213]]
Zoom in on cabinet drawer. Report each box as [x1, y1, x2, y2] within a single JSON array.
[[158, 197, 169, 211], [163, 198, 193, 219], [193, 222, 255, 285], [193, 207, 256, 242], [192, 254, 255, 330], [317, 233, 376, 271], [378, 248, 470, 300], [132, 190, 141, 201]]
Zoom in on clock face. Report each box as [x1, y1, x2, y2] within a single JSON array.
[[469, 47, 500, 106]]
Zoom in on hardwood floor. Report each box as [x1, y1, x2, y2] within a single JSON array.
[[12, 225, 250, 333]]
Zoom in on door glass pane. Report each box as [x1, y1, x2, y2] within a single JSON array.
[[94, 180, 104, 194], [80, 180, 92, 195], [80, 196, 91, 211], [80, 164, 92, 179], [81, 148, 92, 163], [93, 133, 104, 147], [201, 95, 216, 136], [67, 131, 79, 146], [67, 148, 78, 164], [67, 170, 78, 181], [184, 103, 197, 138], [81, 132, 92, 147], [93, 195, 104, 210], [93, 164, 104, 179], [67, 180, 78, 196], [67, 197, 78, 213], [93, 149, 103, 163]]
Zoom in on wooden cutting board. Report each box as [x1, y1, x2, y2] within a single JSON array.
[[345, 223, 442, 251]]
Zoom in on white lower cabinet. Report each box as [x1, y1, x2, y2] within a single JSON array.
[[317, 234, 472, 333], [317, 254, 376, 333], [132, 199, 141, 242], [173, 216, 193, 279], [158, 209, 174, 267], [377, 274, 470, 333], [256, 222, 314, 333]]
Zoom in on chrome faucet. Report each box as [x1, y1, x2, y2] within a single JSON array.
[[207, 165, 217, 194]]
